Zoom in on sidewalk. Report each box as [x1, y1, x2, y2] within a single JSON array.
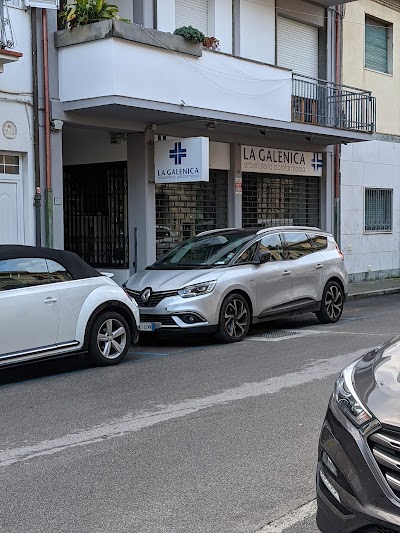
[[348, 278, 400, 300]]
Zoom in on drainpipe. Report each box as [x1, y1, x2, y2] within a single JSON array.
[[42, 8, 53, 248], [31, 7, 42, 247], [334, 5, 341, 245]]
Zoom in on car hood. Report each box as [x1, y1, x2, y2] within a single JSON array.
[[126, 267, 227, 292], [354, 335, 400, 427]]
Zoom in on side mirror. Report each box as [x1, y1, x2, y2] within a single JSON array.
[[258, 251, 272, 264]]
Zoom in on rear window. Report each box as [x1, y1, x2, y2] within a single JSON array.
[[309, 234, 328, 251]]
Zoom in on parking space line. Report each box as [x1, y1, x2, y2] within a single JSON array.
[[258, 500, 317, 532]]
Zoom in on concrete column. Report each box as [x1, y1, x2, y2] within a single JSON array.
[[228, 143, 242, 228], [51, 130, 64, 249], [127, 131, 156, 273]]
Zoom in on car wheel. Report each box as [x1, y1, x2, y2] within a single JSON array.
[[216, 293, 251, 343], [316, 281, 344, 324], [88, 311, 131, 366]]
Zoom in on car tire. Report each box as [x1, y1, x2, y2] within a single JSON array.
[[316, 281, 344, 324], [87, 311, 131, 366], [216, 293, 251, 343]]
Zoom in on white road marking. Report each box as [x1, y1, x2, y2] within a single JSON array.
[[259, 500, 317, 532], [0, 348, 371, 468]]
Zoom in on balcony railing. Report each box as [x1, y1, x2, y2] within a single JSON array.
[[292, 74, 376, 133], [0, 0, 16, 50]]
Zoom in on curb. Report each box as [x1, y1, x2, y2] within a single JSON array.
[[348, 287, 400, 301]]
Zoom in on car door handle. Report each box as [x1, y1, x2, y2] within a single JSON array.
[[316, 264, 324, 270], [282, 270, 292, 276], [44, 297, 58, 304]]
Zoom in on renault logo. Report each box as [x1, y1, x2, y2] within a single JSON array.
[[141, 288, 152, 304]]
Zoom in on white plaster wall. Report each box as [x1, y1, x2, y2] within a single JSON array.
[[240, 0, 275, 64], [341, 140, 400, 277], [0, 6, 35, 246], [209, 0, 232, 54], [58, 39, 292, 122], [63, 127, 128, 165], [157, 0, 175, 33], [63, 127, 231, 170], [113, 0, 134, 21]]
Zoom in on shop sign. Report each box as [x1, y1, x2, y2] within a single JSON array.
[[155, 137, 209, 183], [241, 146, 323, 177]]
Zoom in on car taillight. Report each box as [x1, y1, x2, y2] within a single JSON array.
[[335, 243, 344, 261]]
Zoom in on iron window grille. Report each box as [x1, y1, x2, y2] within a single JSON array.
[[365, 188, 393, 233], [155, 170, 228, 258], [63, 162, 129, 268], [242, 174, 320, 229]]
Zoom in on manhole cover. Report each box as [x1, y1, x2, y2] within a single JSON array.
[[248, 329, 314, 342]]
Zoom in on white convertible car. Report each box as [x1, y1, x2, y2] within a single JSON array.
[[0, 245, 139, 368]]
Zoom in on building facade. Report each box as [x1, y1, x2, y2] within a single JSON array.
[[0, 0, 35, 247], [341, 0, 400, 281], [1, 0, 376, 286]]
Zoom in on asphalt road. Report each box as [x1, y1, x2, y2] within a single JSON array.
[[1, 294, 399, 533]]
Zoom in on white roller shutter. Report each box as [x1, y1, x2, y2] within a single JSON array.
[[277, 16, 319, 79], [175, 0, 208, 35]]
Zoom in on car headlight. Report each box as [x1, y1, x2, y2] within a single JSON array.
[[178, 281, 217, 298], [335, 361, 372, 428]]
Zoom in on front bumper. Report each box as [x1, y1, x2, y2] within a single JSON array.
[[136, 293, 220, 333], [316, 400, 400, 532]]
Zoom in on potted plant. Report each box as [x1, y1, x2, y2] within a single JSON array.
[[59, 0, 130, 28], [174, 26, 220, 51]]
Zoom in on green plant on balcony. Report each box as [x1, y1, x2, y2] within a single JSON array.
[[59, 0, 130, 28], [174, 26, 220, 51], [174, 26, 205, 44]]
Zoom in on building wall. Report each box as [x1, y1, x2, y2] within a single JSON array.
[[341, 1, 400, 279], [0, 4, 35, 246], [342, 1, 400, 136], [341, 139, 400, 280]]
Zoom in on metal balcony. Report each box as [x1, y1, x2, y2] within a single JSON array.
[[292, 74, 376, 134], [0, 0, 15, 50]]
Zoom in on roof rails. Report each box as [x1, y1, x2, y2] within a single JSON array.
[[197, 228, 239, 237], [255, 226, 322, 235]]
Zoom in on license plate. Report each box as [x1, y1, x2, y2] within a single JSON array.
[[139, 322, 155, 332]]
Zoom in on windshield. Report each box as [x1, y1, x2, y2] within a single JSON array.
[[150, 233, 255, 269]]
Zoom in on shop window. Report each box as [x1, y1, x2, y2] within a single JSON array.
[[365, 15, 393, 74], [365, 188, 393, 232], [155, 170, 228, 258], [242, 174, 320, 230]]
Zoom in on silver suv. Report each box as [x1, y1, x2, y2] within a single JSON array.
[[125, 227, 348, 343]]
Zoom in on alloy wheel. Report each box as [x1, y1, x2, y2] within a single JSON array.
[[224, 298, 249, 339], [325, 285, 343, 320], [97, 319, 127, 360]]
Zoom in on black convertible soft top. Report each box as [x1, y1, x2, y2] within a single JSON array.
[[0, 245, 102, 280]]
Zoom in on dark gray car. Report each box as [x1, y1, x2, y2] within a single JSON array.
[[317, 336, 400, 532]]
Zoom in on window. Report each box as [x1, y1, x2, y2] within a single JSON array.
[[365, 16, 393, 74], [365, 188, 393, 232], [175, 0, 208, 35], [47, 260, 73, 283], [0, 154, 19, 175], [258, 234, 286, 262], [236, 242, 258, 264], [309, 234, 327, 251], [283, 233, 314, 260], [0, 258, 49, 291]]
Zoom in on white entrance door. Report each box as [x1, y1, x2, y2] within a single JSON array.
[[0, 153, 22, 244]]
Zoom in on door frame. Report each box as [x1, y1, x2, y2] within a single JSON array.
[[0, 151, 24, 244]]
